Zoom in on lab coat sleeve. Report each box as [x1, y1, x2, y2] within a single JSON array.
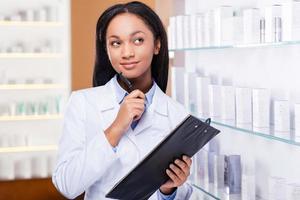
[[155, 183, 193, 200], [52, 91, 119, 199]]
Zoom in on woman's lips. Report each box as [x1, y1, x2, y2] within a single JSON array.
[[120, 61, 140, 69]]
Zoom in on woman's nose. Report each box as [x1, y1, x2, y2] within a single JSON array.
[[121, 43, 134, 59]]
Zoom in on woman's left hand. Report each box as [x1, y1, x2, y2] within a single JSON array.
[[159, 155, 192, 195]]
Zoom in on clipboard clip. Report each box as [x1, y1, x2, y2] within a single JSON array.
[[205, 118, 211, 125]]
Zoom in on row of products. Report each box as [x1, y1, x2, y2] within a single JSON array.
[[168, 2, 300, 49], [0, 71, 55, 85], [0, 6, 59, 22], [191, 149, 300, 200], [0, 40, 60, 54], [0, 154, 56, 180], [172, 68, 300, 141], [0, 95, 64, 117]]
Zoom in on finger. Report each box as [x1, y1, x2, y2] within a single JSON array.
[[166, 169, 180, 185], [132, 108, 144, 121], [174, 159, 189, 176], [125, 98, 145, 105], [127, 89, 145, 100], [169, 164, 186, 181], [182, 155, 192, 167]]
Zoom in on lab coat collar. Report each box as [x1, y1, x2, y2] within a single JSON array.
[[99, 78, 168, 117]]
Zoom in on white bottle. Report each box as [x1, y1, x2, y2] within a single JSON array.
[[274, 100, 290, 132]]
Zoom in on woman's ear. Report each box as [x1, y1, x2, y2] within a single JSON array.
[[154, 39, 161, 55]]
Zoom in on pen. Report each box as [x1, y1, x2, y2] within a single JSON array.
[[118, 72, 133, 92]]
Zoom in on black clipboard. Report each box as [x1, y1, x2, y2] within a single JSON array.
[[106, 115, 220, 200]]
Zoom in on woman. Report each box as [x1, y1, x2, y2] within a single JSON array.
[[52, 1, 193, 199]]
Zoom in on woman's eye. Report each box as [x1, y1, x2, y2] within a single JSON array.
[[133, 38, 144, 45], [111, 41, 121, 47]]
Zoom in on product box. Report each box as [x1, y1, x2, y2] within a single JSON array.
[[221, 85, 235, 120], [252, 88, 270, 128], [175, 15, 184, 49], [282, 1, 300, 41], [274, 100, 290, 132], [208, 84, 222, 118], [236, 87, 252, 124], [196, 76, 210, 117], [265, 5, 282, 43], [243, 8, 260, 44], [213, 6, 234, 46], [171, 67, 185, 104], [183, 15, 191, 48], [169, 16, 176, 49], [184, 72, 198, 113]]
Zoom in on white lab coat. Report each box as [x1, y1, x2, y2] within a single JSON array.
[[52, 78, 193, 200]]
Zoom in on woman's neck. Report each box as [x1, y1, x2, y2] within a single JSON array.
[[117, 71, 152, 94]]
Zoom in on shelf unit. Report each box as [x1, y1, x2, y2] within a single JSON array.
[[0, 0, 70, 181], [169, 40, 300, 51], [167, 0, 300, 199]]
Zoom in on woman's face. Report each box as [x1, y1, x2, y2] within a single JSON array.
[[106, 13, 160, 79]]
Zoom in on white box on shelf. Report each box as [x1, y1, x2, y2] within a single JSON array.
[[196, 76, 210, 117], [232, 16, 244, 45], [208, 84, 221, 118], [0, 155, 14, 180], [184, 72, 197, 113], [282, 1, 300, 41], [265, 5, 283, 43], [217, 154, 225, 189], [241, 157, 255, 200], [183, 15, 191, 48], [171, 67, 185, 104], [169, 16, 176, 49], [252, 88, 270, 128], [286, 183, 300, 200], [31, 156, 48, 178], [196, 14, 205, 48], [243, 8, 260, 44], [175, 15, 184, 49], [189, 14, 197, 48], [268, 176, 287, 200], [294, 103, 300, 141], [274, 100, 290, 132], [213, 6, 233, 46], [236, 87, 252, 124], [221, 85, 235, 120], [197, 150, 209, 191], [15, 159, 31, 179], [204, 11, 213, 47]]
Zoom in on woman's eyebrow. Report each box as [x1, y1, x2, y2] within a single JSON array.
[[108, 31, 146, 39]]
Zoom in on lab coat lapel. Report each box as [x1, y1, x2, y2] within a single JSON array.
[[96, 80, 120, 131], [133, 85, 168, 136]]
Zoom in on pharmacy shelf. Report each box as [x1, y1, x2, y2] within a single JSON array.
[[199, 116, 300, 147], [0, 145, 57, 153], [0, 21, 63, 27], [192, 184, 220, 200], [169, 40, 300, 52], [0, 53, 62, 58], [0, 114, 63, 122], [0, 84, 66, 90]]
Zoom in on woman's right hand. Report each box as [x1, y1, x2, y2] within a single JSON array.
[[104, 89, 145, 147]]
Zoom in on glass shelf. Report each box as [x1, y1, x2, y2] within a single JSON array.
[[198, 115, 300, 147], [0, 53, 62, 58], [192, 184, 246, 200], [0, 21, 63, 27], [192, 184, 220, 200], [0, 145, 57, 153], [0, 84, 66, 90], [0, 114, 63, 121], [169, 40, 300, 51]]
